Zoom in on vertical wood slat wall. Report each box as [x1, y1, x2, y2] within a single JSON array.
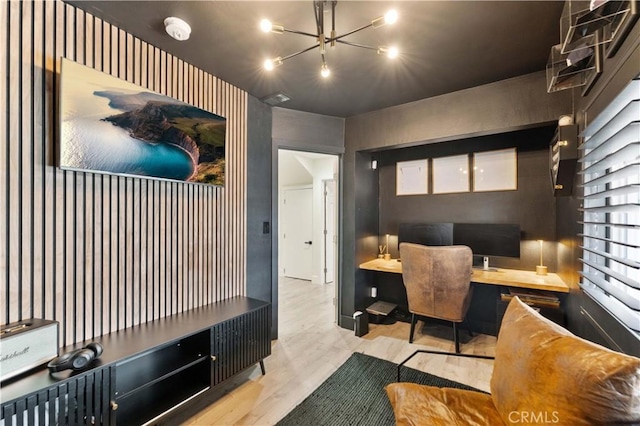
[[0, 0, 247, 346]]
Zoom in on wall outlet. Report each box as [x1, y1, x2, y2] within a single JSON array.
[[371, 287, 377, 298]]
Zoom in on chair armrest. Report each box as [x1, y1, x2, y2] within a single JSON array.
[[397, 349, 494, 382]]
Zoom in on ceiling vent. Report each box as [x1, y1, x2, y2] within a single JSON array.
[[261, 92, 291, 106]]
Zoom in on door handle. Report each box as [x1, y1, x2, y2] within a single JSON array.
[[304, 241, 312, 245]]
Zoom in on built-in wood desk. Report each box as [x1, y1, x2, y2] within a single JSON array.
[[359, 258, 569, 293]]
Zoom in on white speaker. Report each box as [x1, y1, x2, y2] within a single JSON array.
[[1, 319, 59, 382]]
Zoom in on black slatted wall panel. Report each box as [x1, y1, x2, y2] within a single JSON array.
[[0, 0, 248, 346]]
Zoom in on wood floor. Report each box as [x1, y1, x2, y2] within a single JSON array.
[[180, 277, 496, 425]]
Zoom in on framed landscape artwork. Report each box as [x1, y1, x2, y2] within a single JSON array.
[[59, 58, 226, 186]]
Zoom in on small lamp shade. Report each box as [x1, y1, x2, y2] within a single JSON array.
[[383, 234, 391, 260], [536, 239, 548, 275]]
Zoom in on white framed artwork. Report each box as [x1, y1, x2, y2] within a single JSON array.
[[473, 148, 517, 192], [396, 159, 428, 195], [432, 154, 469, 194]]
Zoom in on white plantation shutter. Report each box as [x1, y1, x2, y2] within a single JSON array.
[[579, 77, 640, 334]]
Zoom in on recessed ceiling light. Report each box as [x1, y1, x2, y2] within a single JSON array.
[[164, 17, 191, 41]]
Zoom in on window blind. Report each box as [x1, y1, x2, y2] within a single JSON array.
[[578, 77, 640, 334]]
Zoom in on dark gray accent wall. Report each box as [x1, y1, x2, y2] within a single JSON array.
[[352, 151, 380, 325], [376, 127, 557, 273], [246, 96, 275, 337], [342, 71, 571, 328], [270, 107, 345, 333], [346, 71, 570, 151], [272, 107, 345, 150], [559, 20, 640, 355]]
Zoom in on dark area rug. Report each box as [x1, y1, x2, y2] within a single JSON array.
[[276, 352, 485, 426]]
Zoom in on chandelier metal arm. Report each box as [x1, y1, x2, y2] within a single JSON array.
[[327, 23, 374, 43], [282, 28, 319, 38], [335, 39, 377, 51], [280, 43, 321, 62], [331, 1, 337, 33], [314, 0, 323, 35]]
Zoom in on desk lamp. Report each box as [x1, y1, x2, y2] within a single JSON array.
[[536, 240, 548, 275], [384, 234, 391, 260]]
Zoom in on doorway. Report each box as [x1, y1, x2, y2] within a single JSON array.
[[278, 149, 339, 322]]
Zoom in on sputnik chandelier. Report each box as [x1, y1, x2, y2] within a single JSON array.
[[260, 1, 399, 78]]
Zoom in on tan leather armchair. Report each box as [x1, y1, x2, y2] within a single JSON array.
[[399, 243, 473, 352], [386, 297, 640, 425]]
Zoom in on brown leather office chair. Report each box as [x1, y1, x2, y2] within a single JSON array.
[[399, 243, 473, 353]]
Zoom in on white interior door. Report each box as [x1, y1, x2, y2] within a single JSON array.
[[282, 187, 313, 280]]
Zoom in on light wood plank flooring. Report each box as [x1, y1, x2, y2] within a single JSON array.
[[181, 277, 496, 425]]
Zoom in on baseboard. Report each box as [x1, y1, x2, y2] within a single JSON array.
[[340, 315, 355, 331]]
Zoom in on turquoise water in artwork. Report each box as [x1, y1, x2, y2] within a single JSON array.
[[60, 65, 194, 181], [62, 115, 193, 180]]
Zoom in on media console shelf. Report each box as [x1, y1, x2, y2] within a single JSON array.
[[0, 296, 271, 426]]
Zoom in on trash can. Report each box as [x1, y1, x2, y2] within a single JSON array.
[[353, 311, 369, 337]]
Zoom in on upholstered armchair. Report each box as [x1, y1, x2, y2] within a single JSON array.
[[399, 243, 473, 352], [386, 297, 640, 425]]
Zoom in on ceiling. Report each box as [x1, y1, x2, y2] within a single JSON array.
[[67, 1, 564, 118]]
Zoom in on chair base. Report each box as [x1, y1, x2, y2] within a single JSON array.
[[408, 314, 473, 353], [396, 349, 494, 382]]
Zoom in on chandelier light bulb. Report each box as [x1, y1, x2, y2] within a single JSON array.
[[372, 9, 398, 28], [384, 10, 398, 25], [378, 46, 399, 59], [264, 57, 283, 71], [260, 19, 273, 33], [321, 64, 331, 78], [260, 19, 284, 34]]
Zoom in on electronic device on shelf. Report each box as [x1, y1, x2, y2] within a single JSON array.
[[47, 342, 103, 373], [453, 223, 521, 259], [0, 319, 59, 382], [398, 223, 453, 247], [398, 222, 521, 270]]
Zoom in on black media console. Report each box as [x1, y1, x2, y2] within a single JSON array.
[[0, 296, 271, 425]]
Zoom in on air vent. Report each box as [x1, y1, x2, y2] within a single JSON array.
[[261, 92, 291, 106]]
